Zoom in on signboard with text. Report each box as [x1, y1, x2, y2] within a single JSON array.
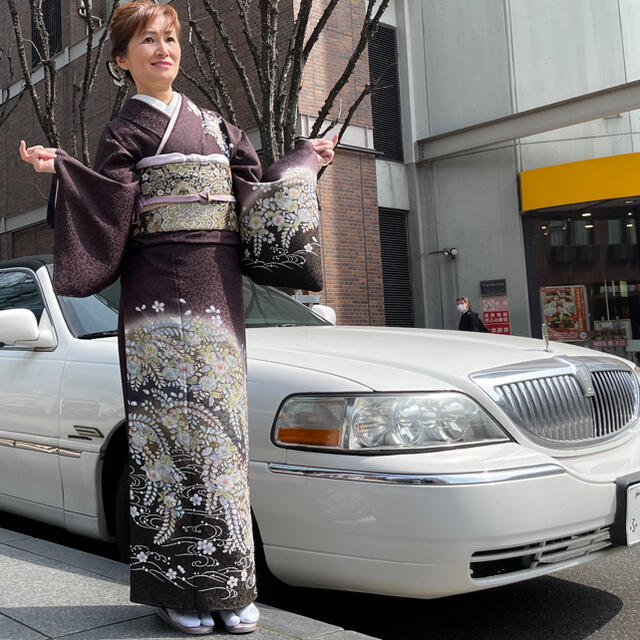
[[481, 296, 511, 335], [480, 279, 507, 297]]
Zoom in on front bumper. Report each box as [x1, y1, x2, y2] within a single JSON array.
[[249, 456, 633, 599]]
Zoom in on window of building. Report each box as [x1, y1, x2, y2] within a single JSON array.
[[368, 24, 404, 162], [0, 223, 55, 261], [31, 0, 62, 68], [379, 208, 413, 326]]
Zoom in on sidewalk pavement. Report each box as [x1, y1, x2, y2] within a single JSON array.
[[0, 527, 378, 640]]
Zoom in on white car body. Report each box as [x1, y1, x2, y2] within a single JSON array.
[[1, 256, 640, 600]]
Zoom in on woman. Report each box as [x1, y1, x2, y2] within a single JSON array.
[[20, 0, 335, 634], [456, 296, 489, 332]]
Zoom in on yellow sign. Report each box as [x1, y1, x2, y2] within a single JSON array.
[[520, 152, 640, 213]]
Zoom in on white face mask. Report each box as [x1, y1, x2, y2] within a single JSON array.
[[457, 303, 468, 313]]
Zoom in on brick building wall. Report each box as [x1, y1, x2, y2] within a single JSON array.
[[0, 0, 385, 326]]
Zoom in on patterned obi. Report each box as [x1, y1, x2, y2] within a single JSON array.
[[132, 153, 238, 237]]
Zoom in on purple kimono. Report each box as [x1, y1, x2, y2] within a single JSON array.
[[50, 93, 319, 611]]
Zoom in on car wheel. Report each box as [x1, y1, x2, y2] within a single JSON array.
[[115, 463, 130, 563]]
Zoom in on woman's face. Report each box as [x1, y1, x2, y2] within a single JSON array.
[[116, 15, 180, 97]]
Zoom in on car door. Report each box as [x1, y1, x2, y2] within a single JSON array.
[[0, 268, 65, 521]]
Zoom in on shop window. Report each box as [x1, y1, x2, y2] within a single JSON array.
[[524, 206, 640, 363], [608, 219, 637, 246], [549, 220, 568, 246], [570, 219, 594, 245]]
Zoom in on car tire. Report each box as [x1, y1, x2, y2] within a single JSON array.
[[115, 463, 130, 563]]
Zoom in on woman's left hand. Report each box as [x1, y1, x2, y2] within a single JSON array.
[[310, 134, 338, 167]]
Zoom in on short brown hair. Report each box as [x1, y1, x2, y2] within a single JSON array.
[[110, 0, 181, 77]]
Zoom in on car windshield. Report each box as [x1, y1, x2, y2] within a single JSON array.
[[48, 266, 329, 337]]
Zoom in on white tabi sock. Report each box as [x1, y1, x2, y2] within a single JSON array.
[[220, 610, 240, 628], [199, 610, 215, 627], [237, 603, 259, 623], [219, 603, 260, 626]]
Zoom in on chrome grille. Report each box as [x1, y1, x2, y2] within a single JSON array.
[[470, 526, 611, 579], [471, 356, 639, 447]]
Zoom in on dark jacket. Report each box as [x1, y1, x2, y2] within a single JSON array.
[[458, 309, 490, 332]]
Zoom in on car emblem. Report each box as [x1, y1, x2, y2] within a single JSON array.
[[574, 363, 595, 397]]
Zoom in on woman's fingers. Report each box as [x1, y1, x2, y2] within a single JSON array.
[[19, 140, 33, 163], [19, 140, 57, 173], [309, 136, 338, 167]]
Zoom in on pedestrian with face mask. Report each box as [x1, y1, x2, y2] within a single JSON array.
[[457, 297, 489, 332]]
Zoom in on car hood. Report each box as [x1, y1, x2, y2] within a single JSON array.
[[246, 326, 605, 392]]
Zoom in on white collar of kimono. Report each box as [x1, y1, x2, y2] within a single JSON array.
[[132, 92, 180, 116]]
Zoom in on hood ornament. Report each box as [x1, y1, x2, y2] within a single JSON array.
[[541, 323, 551, 352], [574, 362, 596, 397]]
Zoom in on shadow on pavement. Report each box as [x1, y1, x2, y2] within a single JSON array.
[[258, 574, 623, 640], [0, 511, 120, 560]]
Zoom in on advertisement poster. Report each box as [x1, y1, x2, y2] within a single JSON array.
[[481, 296, 511, 335], [539, 285, 589, 341]]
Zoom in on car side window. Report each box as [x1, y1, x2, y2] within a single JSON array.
[[0, 271, 45, 322]]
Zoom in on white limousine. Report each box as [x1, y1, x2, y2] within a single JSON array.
[[1, 254, 640, 599]]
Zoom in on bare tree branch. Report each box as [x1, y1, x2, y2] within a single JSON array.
[[31, 0, 58, 144], [111, 82, 129, 119], [310, 0, 391, 139], [0, 45, 26, 128], [71, 74, 80, 157], [7, 0, 60, 146], [200, 0, 262, 131], [303, 0, 340, 60], [234, 0, 263, 86], [317, 63, 395, 179], [259, 0, 279, 163], [76, 0, 121, 164], [317, 100, 342, 138], [280, 0, 313, 152], [182, 4, 238, 124]]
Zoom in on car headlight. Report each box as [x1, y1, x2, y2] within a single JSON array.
[[273, 393, 510, 452]]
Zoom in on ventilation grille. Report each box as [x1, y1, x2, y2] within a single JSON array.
[[379, 208, 413, 327], [471, 526, 611, 579], [495, 368, 638, 445]]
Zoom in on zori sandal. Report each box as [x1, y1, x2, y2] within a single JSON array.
[[157, 608, 214, 635], [220, 604, 259, 634]]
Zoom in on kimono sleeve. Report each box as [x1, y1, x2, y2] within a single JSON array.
[[228, 126, 322, 291], [49, 125, 139, 297]]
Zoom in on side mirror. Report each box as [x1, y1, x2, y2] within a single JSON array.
[[311, 304, 337, 325], [0, 309, 56, 348]]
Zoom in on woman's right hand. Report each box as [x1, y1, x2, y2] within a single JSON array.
[[19, 140, 57, 174]]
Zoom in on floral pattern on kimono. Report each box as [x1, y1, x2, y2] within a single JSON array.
[[125, 300, 255, 601]]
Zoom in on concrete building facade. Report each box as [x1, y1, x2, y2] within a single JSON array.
[[382, 0, 640, 356]]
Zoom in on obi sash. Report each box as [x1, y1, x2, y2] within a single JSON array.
[[132, 94, 238, 237], [132, 154, 238, 236]]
